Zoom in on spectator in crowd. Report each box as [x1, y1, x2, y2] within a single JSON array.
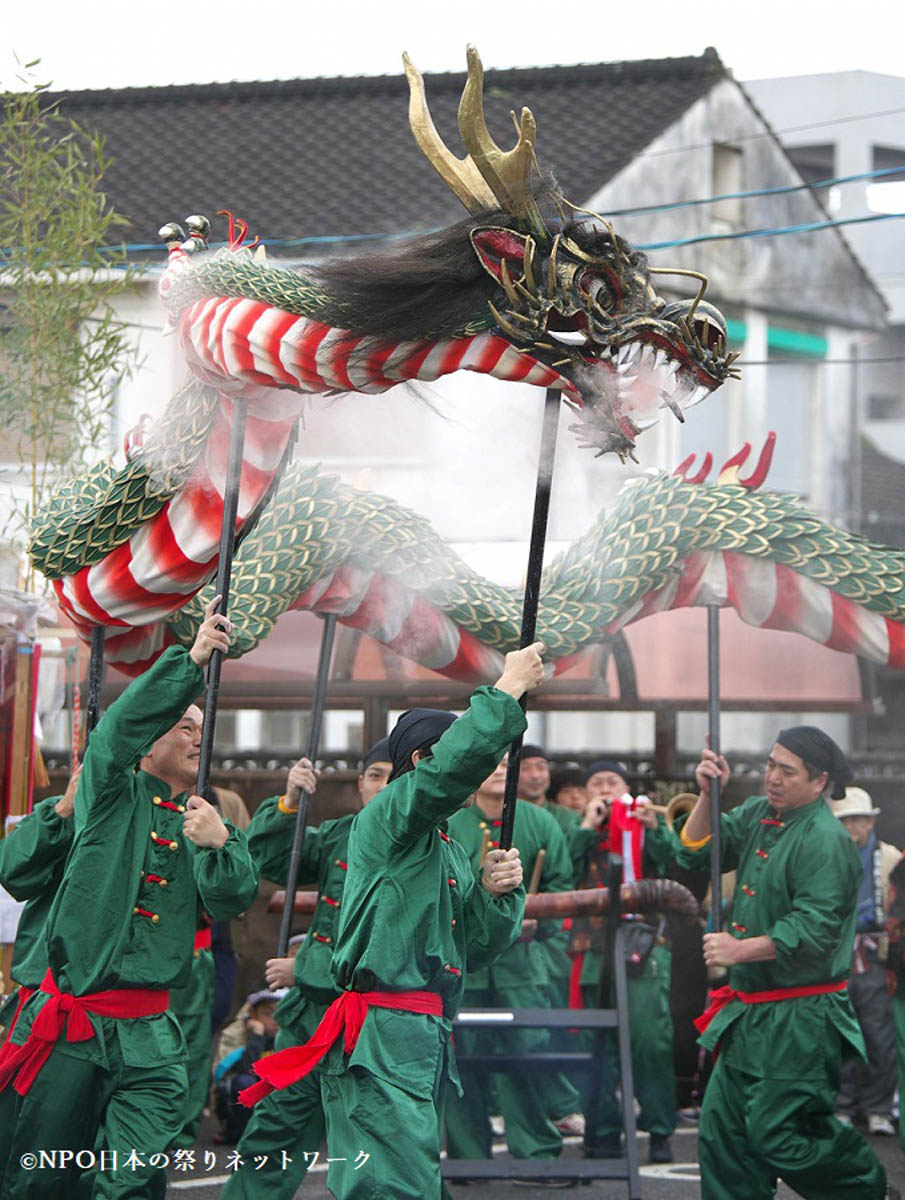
[[830, 786, 900, 1136], [548, 768, 588, 818], [215, 988, 283, 1145], [570, 758, 677, 1164], [445, 752, 578, 1166]]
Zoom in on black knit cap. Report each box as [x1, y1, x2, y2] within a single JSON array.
[[584, 758, 629, 786], [387, 708, 457, 781], [520, 744, 547, 761], [776, 726, 854, 800], [362, 738, 391, 769]]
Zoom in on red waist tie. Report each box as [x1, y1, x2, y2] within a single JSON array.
[[0, 969, 170, 1096], [239, 988, 444, 1107], [193, 928, 212, 951], [695, 979, 848, 1036]]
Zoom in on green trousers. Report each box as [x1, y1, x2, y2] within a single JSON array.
[[581, 943, 676, 1144], [220, 1021, 325, 1200], [321, 1059, 447, 1199], [0, 1040, 185, 1199], [541, 940, 583, 1120], [699, 1059, 886, 1199], [444, 982, 562, 1160], [169, 947, 214, 1149]]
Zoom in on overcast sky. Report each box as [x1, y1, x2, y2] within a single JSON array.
[[3, 0, 904, 92]]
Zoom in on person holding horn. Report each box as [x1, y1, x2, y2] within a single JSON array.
[[676, 726, 894, 1200], [238, 642, 545, 1200], [0, 597, 260, 1200]]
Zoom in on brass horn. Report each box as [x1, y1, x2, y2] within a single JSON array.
[[664, 792, 698, 833]]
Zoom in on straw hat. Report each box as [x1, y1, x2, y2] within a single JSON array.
[[829, 787, 880, 819]]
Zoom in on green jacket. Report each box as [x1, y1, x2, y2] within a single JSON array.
[[325, 685, 527, 1098], [247, 800, 355, 1028], [447, 798, 573, 989], [0, 795, 72, 990], [675, 794, 865, 1079], [11, 645, 259, 1069]]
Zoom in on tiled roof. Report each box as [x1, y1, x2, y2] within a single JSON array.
[[46, 51, 727, 253]]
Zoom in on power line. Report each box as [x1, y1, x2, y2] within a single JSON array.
[[639, 210, 905, 251], [602, 165, 905, 219]]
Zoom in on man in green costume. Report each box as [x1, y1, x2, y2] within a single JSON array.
[[569, 759, 677, 1163], [0, 770, 78, 1043], [679, 726, 892, 1200], [0, 598, 260, 1200], [240, 642, 544, 1199], [444, 751, 577, 1168], [516, 746, 586, 1141], [221, 739, 391, 1198]]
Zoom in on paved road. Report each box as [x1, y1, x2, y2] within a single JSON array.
[[166, 1120, 905, 1198]]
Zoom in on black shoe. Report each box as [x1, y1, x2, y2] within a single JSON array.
[[649, 1135, 673, 1164], [585, 1133, 622, 1158]]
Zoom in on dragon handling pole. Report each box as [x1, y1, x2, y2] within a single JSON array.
[[85, 625, 106, 744], [277, 612, 337, 957], [499, 388, 560, 850], [196, 396, 249, 800], [708, 604, 723, 933]]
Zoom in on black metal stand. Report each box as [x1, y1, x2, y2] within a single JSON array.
[[444, 858, 641, 1197]]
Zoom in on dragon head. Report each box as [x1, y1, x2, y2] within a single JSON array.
[[406, 47, 738, 458]]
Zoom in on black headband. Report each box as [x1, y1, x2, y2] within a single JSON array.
[[776, 726, 853, 800], [387, 709, 457, 780]]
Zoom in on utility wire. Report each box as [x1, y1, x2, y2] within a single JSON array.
[[602, 165, 905, 219]]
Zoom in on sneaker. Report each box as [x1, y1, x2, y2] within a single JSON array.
[[555, 1112, 586, 1137], [649, 1135, 674, 1164], [834, 1111, 854, 1126], [490, 1114, 505, 1140], [868, 1113, 896, 1136], [677, 1105, 701, 1124]]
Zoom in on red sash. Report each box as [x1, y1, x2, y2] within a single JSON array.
[[239, 987, 444, 1107], [695, 979, 848, 1036], [0, 970, 169, 1096], [193, 927, 212, 952]]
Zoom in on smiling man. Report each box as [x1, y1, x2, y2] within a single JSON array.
[[0, 598, 260, 1200], [676, 726, 893, 1200]]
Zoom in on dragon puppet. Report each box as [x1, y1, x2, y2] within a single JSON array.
[[27, 49, 905, 680]]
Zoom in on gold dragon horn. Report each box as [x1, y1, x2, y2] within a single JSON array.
[[404, 46, 546, 235], [403, 51, 496, 214]]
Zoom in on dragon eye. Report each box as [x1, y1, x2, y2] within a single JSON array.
[[578, 268, 612, 311]]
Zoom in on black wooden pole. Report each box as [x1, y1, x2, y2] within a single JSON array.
[[707, 605, 723, 933], [196, 396, 248, 799], [277, 613, 338, 957], [85, 625, 106, 744], [499, 389, 560, 851]]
